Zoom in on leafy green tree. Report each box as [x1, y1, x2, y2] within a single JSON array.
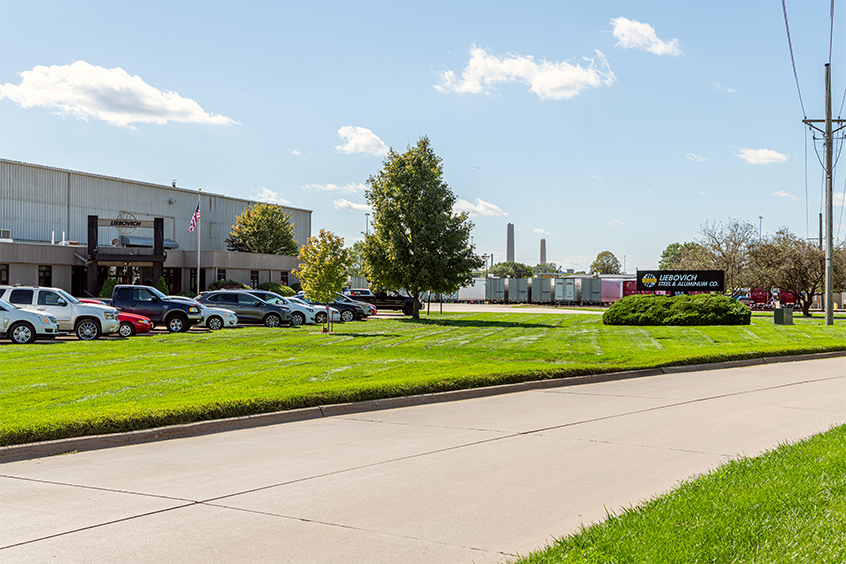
[[99, 278, 118, 299], [750, 228, 846, 317], [362, 137, 483, 319], [696, 218, 758, 294], [155, 276, 170, 295], [489, 261, 534, 279], [590, 251, 621, 274], [346, 241, 367, 277], [226, 203, 298, 255], [294, 229, 350, 332]]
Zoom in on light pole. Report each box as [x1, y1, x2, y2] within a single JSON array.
[[365, 213, 369, 235], [758, 216, 762, 240]]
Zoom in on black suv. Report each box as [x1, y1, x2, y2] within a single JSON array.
[[198, 291, 292, 327], [346, 289, 418, 316]]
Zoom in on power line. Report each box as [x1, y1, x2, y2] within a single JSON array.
[[782, 0, 808, 116]]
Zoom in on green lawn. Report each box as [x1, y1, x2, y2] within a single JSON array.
[[2, 312, 845, 445], [508, 424, 846, 564]]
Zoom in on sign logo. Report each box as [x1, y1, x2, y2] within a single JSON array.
[[641, 273, 658, 288]]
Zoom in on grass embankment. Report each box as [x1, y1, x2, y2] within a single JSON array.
[[509, 424, 846, 564], [2, 312, 844, 445]]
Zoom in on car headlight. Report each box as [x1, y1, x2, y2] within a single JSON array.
[[104, 311, 117, 320], [189, 307, 200, 313], [36, 314, 52, 325], [224, 312, 235, 318], [139, 319, 151, 324]]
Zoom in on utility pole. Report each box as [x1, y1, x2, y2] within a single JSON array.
[[803, 64, 845, 326]]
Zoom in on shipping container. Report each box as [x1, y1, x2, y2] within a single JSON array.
[[554, 277, 576, 303], [508, 278, 529, 303], [531, 278, 552, 304], [623, 280, 638, 297], [457, 278, 486, 302], [578, 278, 602, 304], [486, 277, 505, 303], [601, 279, 623, 304]]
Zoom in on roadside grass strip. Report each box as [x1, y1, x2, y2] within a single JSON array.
[[508, 424, 846, 564], [2, 313, 845, 445]]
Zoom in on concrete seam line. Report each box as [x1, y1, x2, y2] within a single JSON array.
[[2, 351, 844, 463]]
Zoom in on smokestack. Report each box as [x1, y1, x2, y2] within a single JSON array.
[[506, 223, 515, 262], [540, 239, 546, 264]]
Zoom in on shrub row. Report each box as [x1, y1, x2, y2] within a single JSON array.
[[603, 294, 751, 326]]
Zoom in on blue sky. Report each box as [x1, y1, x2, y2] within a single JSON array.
[[1, 1, 844, 272]]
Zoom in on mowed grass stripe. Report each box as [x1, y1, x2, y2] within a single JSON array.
[[2, 312, 845, 445]]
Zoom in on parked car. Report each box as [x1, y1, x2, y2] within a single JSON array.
[[167, 296, 239, 330], [0, 285, 120, 340], [111, 285, 203, 333], [295, 292, 369, 322], [244, 290, 316, 326], [0, 297, 61, 344], [345, 289, 418, 316], [79, 299, 153, 337], [197, 291, 292, 327], [287, 296, 341, 324]]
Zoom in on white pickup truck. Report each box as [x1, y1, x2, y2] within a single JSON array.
[[0, 286, 120, 340]]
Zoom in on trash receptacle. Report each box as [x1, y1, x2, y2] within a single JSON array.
[[774, 308, 793, 325]]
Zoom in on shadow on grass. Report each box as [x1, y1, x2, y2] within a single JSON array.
[[397, 317, 556, 329]]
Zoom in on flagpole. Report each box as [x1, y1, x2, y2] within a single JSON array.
[[197, 189, 201, 293]]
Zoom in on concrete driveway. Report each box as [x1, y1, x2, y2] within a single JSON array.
[[2, 357, 844, 563]]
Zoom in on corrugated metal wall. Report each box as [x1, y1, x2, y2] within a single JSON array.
[[0, 159, 311, 252]]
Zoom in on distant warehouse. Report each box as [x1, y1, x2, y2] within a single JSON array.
[[0, 159, 311, 296]]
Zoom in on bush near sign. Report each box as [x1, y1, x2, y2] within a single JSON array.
[[636, 270, 725, 293]]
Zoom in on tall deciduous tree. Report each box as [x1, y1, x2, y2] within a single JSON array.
[[590, 251, 621, 274], [659, 242, 704, 270], [696, 218, 757, 294], [293, 229, 350, 332], [362, 137, 483, 319], [226, 203, 298, 255], [750, 228, 846, 317]]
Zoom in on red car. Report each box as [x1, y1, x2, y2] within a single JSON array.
[[80, 299, 153, 337]]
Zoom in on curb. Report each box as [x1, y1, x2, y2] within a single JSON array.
[[2, 351, 843, 463]]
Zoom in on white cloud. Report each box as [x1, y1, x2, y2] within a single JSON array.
[[335, 126, 388, 156], [303, 182, 367, 195], [591, 175, 603, 182], [713, 83, 737, 94], [252, 187, 289, 205], [0, 61, 237, 128], [835, 193, 845, 206], [606, 219, 625, 226], [772, 190, 798, 201], [687, 153, 708, 162], [453, 198, 508, 217], [533, 228, 554, 235], [611, 17, 682, 56], [435, 45, 616, 101], [737, 148, 789, 165], [332, 199, 372, 212]]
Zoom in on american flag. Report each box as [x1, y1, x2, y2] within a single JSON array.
[[188, 202, 200, 232]]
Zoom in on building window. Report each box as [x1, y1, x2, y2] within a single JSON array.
[[251, 270, 259, 288], [280, 271, 289, 286], [217, 269, 227, 281], [38, 265, 52, 287], [0, 264, 8, 285]]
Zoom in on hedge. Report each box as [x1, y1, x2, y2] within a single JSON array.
[[603, 294, 751, 326]]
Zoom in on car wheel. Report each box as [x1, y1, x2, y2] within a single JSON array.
[[402, 302, 414, 316], [315, 311, 327, 324], [291, 312, 305, 326], [264, 313, 282, 327], [207, 316, 224, 330], [118, 321, 136, 337], [75, 319, 101, 340], [340, 309, 354, 322], [9, 322, 36, 344], [167, 314, 189, 333]]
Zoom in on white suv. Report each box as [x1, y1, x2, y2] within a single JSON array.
[[0, 297, 61, 344], [0, 286, 120, 340]]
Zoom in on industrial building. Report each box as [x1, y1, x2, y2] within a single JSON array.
[[0, 159, 312, 297]]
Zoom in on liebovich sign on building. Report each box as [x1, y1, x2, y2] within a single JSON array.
[[636, 270, 725, 293]]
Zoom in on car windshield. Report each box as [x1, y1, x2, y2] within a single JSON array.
[[259, 294, 284, 304], [148, 287, 169, 300], [55, 289, 81, 304]]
